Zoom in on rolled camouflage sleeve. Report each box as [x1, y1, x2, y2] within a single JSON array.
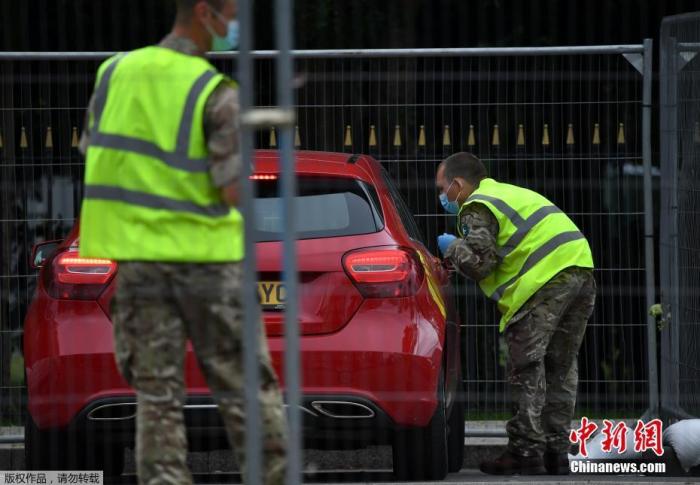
[[444, 203, 500, 281], [203, 83, 242, 187]]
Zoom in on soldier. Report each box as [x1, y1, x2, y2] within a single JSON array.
[[436, 152, 595, 475], [78, 1, 287, 484]]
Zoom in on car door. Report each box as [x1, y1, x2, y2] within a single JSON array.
[[379, 169, 461, 405]]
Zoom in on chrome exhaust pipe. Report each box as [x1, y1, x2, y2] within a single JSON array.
[[310, 401, 375, 419], [87, 402, 318, 420], [284, 404, 319, 417], [87, 403, 137, 421]]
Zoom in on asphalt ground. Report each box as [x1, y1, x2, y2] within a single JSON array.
[[107, 470, 700, 484], [2, 423, 699, 483], [2, 445, 700, 484]]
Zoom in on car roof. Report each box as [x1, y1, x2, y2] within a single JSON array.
[[254, 150, 378, 183]]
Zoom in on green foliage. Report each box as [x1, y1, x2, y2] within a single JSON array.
[[10, 352, 24, 386], [649, 303, 670, 330]]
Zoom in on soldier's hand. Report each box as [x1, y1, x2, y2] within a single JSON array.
[[220, 180, 240, 207], [437, 233, 457, 256], [441, 258, 457, 275]]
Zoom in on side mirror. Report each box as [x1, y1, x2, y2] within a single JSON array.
[[30, 240, 63, 269]]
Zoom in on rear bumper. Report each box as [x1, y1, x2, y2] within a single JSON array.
[[58, 394, 398, 450], [26, 297, 445, 431], [266, 297, 445, 428]]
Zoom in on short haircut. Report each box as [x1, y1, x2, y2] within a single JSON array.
[[176, 0, 225, 15], [442, 152, 487, 185]]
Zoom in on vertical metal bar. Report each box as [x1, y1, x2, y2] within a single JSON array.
[[658, 26, 670, 417], [237, 0, 263, 482], [641, 38, 658, 418], [0, 61, 16, 430], [659, 29, 682, 419], [273, 0, 301, 483], [668, 35, 681, 417]]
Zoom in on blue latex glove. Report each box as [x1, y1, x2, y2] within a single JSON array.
[[437, 233, 457, 256]]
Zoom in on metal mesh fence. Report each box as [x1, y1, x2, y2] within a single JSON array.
[[279, 48, 655, 421], [0, 58, 99, 426], [660, 13, 700, 419], [0, 46, 654, 428]]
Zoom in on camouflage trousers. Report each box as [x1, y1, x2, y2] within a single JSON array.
[[504, 266, 596, 457], [111, 262, 287, 485]]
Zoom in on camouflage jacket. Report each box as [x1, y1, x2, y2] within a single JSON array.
[[80, 34, 241, 188], [444, 203, 501, 281]]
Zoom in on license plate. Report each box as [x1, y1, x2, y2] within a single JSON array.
[[258, 281, 286, 310]]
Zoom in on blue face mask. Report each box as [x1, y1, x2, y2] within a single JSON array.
[[206, 8, 239, 51], [226, 20, 239, 50], [439, 193, 460, 214], [439, 180, 461, 214]]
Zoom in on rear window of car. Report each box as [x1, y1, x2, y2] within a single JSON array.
[[254, 177, 384, 242]]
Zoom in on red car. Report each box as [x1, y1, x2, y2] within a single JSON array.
[[23, 150, 464, 480]]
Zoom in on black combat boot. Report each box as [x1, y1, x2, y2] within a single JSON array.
[[479, 450, 546, 475], [544, 451, 570, 475]]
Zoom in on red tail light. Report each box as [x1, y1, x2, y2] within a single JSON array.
[[249, 174, 278, 180], [342, 247, 424, 298], [44, 249, 117, 300]]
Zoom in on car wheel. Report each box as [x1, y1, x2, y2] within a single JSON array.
[[392, 369, 449, 481], [25, 415, 124, 476], [447, 390, 465, 472]]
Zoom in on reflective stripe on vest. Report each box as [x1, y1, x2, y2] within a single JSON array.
[[89, 56, 214, 174], [490, 230, 585, 301], [84, 185, 230, 217], [459, 178, 593, 331]]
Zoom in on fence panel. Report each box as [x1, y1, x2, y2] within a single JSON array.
[[660, 13, 700, 419], [0, 46, 654, 428]]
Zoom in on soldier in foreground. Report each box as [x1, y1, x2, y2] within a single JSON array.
[[78, 1, 287, 483], [436, 152, 596, 475]]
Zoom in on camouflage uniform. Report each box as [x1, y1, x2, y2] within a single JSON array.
[[112, 263, 287, 485], [444, 201, 596, 458], [81, 35, 287, 485]]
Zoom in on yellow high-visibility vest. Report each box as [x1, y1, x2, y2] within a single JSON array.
[[80, 46, 243, 262], [458, 178, 594, 331]]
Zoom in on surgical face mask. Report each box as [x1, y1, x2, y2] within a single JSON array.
[[225, 19, 239, 50], [206, 8, 239, 51], [439, 180, 461, 214]]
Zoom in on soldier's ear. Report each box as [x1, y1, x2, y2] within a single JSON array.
[[193, 1, 213, 22], [457, 179, 476, 200]]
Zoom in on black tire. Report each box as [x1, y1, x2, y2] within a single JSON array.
[[447, 392, 465, 473], [25, 415, 124, 476], [392, 370, 449, 481]]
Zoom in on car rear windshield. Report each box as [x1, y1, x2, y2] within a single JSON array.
[[254, 177, 384, 242]]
